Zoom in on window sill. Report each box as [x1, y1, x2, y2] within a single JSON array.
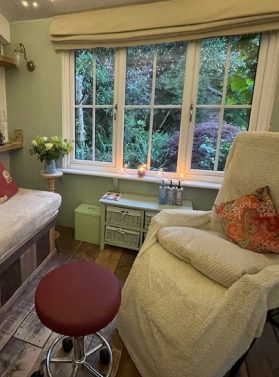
[[61, 168, 221, 190]]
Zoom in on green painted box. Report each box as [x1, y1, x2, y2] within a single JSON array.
[[75, 204, 101, 244]]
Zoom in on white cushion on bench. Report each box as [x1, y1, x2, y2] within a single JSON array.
[[0, 188, 62, 264]]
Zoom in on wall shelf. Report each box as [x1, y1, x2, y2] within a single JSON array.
[[0, 54, 16, 68], [0, 142, 23, 153]]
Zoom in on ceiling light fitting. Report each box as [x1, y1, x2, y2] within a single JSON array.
[[14, 43, 36, 72], [21, 0, 38, 8]]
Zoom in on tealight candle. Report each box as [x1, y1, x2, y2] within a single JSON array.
[[137, 164, 146, 177], [158, 168, 163, 177]]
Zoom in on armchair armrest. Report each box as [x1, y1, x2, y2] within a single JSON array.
[[141, 209, 212, 254]]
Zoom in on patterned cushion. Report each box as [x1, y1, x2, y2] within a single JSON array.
[[215, 186, 279, 253], [0, 163, 18, 204]]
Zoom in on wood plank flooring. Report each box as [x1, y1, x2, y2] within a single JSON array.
[[0, 226, 278, 377]]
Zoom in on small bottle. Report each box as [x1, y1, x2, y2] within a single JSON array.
[[159, 180, 167, 205], [167, 179, 176, 205], [176, 181, 183, 206]]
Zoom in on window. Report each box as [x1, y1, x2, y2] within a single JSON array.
[[74, 49, 115, 163], [123, 43, 186, 172], [62, 32, 279, 183], [191, 35, 260, 172]]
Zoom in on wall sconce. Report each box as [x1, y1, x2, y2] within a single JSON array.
[[14, 43, 36, 72]]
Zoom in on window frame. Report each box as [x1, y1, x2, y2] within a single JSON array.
[[61, 31, 279, 184]]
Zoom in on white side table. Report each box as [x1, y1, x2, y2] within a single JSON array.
[[40, 170, 63, 252], [40, 170, 63, 192]]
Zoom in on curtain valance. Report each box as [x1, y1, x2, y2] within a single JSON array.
[[49, 0, 279, 49]]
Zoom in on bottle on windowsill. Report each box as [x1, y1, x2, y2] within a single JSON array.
[[176, 181, 183, 206], [159, 180, 167, 205], [167, 179, 176, 205]]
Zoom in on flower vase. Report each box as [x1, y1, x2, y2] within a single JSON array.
[[43, 160, 56, 174]]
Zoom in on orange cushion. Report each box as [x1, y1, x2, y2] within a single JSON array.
[[215, 186, 279, 253], [0, 163, 18, 204]]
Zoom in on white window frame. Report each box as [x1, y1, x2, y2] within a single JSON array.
[[61, 31, 279, 185]]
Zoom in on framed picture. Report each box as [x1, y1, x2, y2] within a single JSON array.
[[13, 129, 23, 143]]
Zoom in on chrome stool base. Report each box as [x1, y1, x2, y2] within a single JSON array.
[[34, 332, 113, 377]]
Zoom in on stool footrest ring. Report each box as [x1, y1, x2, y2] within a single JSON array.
[[42, 333, 113, 377]]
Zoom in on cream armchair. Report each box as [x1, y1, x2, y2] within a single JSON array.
[[117, 132, 279, 377]]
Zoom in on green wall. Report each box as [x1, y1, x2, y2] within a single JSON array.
[[271, 81, 279, 132], [4, 19, 279, 226]]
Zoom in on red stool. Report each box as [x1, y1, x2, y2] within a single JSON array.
[[31, 262, 121, 377]]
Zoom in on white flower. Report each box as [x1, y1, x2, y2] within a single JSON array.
[[45, 143, 53, 150], [31, 140, 37, 146], [42, 136, 48, 142]]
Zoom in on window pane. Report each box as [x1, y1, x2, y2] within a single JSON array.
[[75, 108, 92, 160], [125, 46, 154, 105], [226, 35, 260, 105], [123, 109, 150, 168], [155, 42, 186, 105], [197, 37, 227, 105], [95, 108, 113, 162], [124, 42, 186, 172], [75, 50, 93, 106], [191, 108, 220, 170], [217, 108, 250, 170], [75, 48, 115, 164], [192, 34, 260, 172], [150, 109, 181, 172], [96, 49, 114, 105]]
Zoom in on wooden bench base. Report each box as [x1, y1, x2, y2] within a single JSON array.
[[0, 220, 56, 309]]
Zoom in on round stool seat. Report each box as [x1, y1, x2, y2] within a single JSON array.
[[35, 262, 122, 337]]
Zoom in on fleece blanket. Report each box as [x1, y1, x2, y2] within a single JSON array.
[[117, 210, 279, 377], [158, 226, 279, 288]]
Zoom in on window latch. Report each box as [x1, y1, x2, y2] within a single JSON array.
[[189, 102, 194, 122], [114, 104, 118, 120]]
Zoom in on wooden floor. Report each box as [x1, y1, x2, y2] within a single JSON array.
[[0, 226, 141, 377], [0, 226, 278, 377]]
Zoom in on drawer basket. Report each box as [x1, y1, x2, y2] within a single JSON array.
[[105, 226, 140, 249], [106, 206, 142, 229], [144, 211, 157, 229]]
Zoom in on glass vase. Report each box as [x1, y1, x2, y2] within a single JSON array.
[[43, 160, 56, 174]]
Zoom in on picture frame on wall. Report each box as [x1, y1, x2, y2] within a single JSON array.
[[13, 129, 23, 143]]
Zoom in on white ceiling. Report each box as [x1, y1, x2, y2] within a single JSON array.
[[0, 0, 163, 22]]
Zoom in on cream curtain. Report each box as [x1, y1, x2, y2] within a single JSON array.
[[49, 0, 279, 49]]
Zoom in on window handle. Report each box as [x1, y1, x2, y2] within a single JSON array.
[[189, 102, 194, 122], [114, 104, 118, 120]]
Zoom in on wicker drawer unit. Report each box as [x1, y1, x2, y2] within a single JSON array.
[[105, 226, 141, 249], [106, 206, 142, 229], [144, 211, 158, 229], [99, 193, 193, 251]]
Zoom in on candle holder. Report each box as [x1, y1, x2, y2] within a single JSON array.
[[158, 168, 164, 177], [137, 164, 146, 178], [120, 163, 129, 176]]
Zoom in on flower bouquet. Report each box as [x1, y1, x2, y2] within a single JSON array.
[[30, 135, 73, 174]]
